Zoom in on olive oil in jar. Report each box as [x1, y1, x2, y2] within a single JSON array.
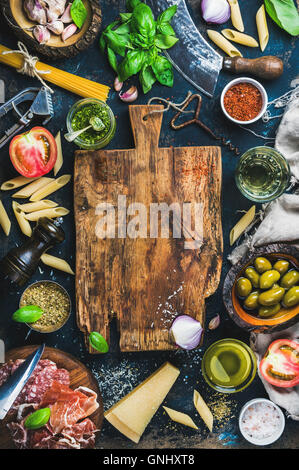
[[235, 147, 290, 203]]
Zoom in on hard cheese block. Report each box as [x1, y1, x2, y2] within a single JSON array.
[[104, 362, 180, 443]]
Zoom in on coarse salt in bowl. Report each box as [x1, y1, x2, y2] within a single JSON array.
[[239, 398, 285, 446]]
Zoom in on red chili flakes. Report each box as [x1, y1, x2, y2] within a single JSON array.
[[223, 82, 263, 121]]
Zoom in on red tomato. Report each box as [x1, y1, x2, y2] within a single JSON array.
[[260, 339, 299, 388], [9, 127, 57, 178]]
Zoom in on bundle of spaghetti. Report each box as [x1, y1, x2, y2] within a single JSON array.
[[0, 43, 110, 101]]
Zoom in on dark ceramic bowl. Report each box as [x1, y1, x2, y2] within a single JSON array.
[[223, 243, 299, 333]]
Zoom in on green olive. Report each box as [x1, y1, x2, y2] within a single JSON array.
[[258, 286, 285, 306], [254, 257, 272, 274], [259, 269, 281, 290], [258, 303, 281, 318], [244, 291, 259, 310], [273, 259, 290, 275], [282, 286, 299, 308], [236, 277, 252, 298], [280, 270, 299, 289], [244, 267, 260, 288]]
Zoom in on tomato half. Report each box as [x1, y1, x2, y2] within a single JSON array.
[[9, 127, 57, 178], [260, 339, 299, 388]]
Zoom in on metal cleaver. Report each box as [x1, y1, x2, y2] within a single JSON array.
[[147, 0, 283, 98]]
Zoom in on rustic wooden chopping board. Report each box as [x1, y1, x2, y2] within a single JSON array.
[[74, 105, 222, 352], [0, 346, 103, 449]]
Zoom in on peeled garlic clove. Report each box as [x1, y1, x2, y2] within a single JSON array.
[[60, 4, 72, 23], [47, 20, 64, 35], [61, 23, 77, 42], [119, 86, 138, 103], [33, 25, 51, 44], [114, 77, 123, 92], [208, 314, 220, 330]]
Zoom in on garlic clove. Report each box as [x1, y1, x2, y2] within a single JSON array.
[[33, 25, 51, 44], [208, 314, 220, 330], [119, 85, 138, 103], [114, 77, 123, 92], [47, 20, 64, 35], [60, 3, 72, 23], [61, 23, 77, 42], [24, 0, 47, 25]]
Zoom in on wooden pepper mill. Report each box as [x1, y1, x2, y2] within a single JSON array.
[[0, 217, 65, 288]]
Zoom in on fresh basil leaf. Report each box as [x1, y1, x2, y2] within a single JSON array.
[[107, 47, 118, 72], [118, 49, 145, 81], [131, 3, 156, 41], [99, 34, 107, 53], [89, 332, 109, 353], [156, 22, 175, 36], [25, 408, 51, 430], [157, 5, 177, 23], [115, 22, 131, 35], [154, 34, 178, 49], [152, 55, 173, 87], [105, 30, 130, 56], [126, 0, 141, 12], [70, 0, 87, 29], [120, 12, 132, 23], [264, 0, 299, 36], [12, 305, 43, 323], [139, 64, 156, 93]]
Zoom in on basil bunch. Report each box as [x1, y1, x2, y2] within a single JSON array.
[[100, 0, 179, 93], [264, 0, 299, 36]]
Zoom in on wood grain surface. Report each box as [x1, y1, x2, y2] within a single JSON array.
[[74, 105, 223, 352], [0, 346, 103, 449]]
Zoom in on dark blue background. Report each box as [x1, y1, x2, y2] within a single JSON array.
[[0, 0, 298, 448]]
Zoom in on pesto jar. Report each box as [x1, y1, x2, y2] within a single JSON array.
[[66, 98, 116, 150]]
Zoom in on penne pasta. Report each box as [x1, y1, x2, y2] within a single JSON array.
[[29, 175, 71, 202], [19, 200, 58, 213], [221, 29, 259, 47], [12, 201, 32, 237], [207, 30, 242, 57], [163, 406, 199, 430], [54, 131, 63, 176], [228, 0, 244, 32], [0, 200, 11, 236], [256, 5, 269, 52], [41, 253, 75, 275], [1, 176, 36, 191], [193, 390, 213, 432], [230, 205, 256, 246], [13, 177, 54, 199], [25, 207, 70, 221]]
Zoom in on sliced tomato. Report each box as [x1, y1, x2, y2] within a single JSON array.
[[260, 339, 299, 388], [9, 127, 57, 178]]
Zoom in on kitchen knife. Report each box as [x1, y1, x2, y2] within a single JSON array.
[[147, 0, 283, 98], [0, 344, 45, 420]]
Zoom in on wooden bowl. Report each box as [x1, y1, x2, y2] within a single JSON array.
[[223, 243, 299, 333], [1, 0, 101, 59]]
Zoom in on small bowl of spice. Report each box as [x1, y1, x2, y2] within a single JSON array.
[[20, 280, 71, 333], [221, 77, 268, 125], [66, 98, 116, 150], [239, 398, 285, 446]]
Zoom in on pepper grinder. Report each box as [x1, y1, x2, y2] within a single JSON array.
[[0, 217, 65, 289]]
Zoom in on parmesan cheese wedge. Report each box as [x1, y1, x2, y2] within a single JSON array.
[[193, 390, 213, 432], [230, 205, 256, 246], [163, 406, 199, 430], [104, 362, 180, 443]]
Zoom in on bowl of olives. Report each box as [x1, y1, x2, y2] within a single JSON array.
[[223, 244, 299, 333]]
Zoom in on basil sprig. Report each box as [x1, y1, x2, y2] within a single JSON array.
[[264, 0, 299, 36], [100, 0, 179, 93]]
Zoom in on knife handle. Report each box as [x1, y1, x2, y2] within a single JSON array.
[[223, 56, 283, 80]]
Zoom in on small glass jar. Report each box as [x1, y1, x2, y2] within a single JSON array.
[[235, 146, 290, 203], [66, 98, 116, 150]]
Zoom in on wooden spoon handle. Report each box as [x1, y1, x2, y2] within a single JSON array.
[[223, 56, 283, 80]]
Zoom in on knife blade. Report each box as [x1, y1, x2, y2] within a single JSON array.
[[0, 344, 45, 420], [147, 0, 283, 97]]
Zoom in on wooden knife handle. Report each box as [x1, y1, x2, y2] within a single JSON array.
[[223, 56, 283, 80]]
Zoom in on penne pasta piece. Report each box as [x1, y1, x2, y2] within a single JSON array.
[[29, 175, 71, 202], [228, 0, 244, 32], [19, 200, 58, 213], [12, 201, 32, 237], [41, 253, 75, 275], [207, 30, 242, 57], [1, 176, 36, 191], [256, 5, 269, 52], [193, 390, 213, 432], [163, 406, 198, 430], [230, 205, 256, 246], [13, 177, 54, 199], [221, 29, 258, 47], [0, 200, 11, 236], [54, 131, 63, 176], [25, 207, 70, 221]]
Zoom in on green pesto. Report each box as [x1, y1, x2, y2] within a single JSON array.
[[71, 103, 110, 144]]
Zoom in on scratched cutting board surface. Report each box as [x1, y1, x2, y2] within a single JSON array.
[[74, 105, 222, 352]]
